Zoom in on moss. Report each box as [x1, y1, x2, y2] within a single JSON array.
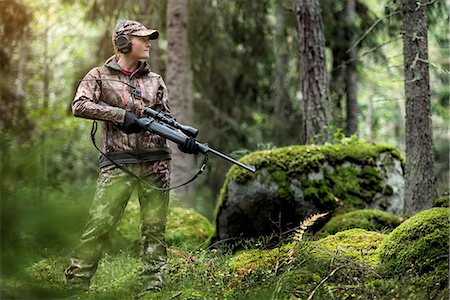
[[302, 179, 339, 210], [229, 244, 292, 276], [312, 229, 385, 266], [433, 194, 449, 207], [216, 143, 402, 222], [384, 184, 394, 196], [378, 207, 449, 276], [229, 228, 385, 276], [272, 170, 293, 199], [166, 207, 214, 249], [227, 144, 400, 184], [365, 263, 449, 300], [317, 209, 403, 237], [299, 166, 385, 213]]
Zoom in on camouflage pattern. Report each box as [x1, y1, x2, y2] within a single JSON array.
[[113, 19, 159, 41], [72, 56, 171, 154], [65, 161, 170, 289], [67, 56, 173, 290]]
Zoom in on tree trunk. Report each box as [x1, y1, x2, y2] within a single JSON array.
[[344, 0, 358, 135], [166, 0, 195, 205], [365, 96, 374, 142], [295, 0, 331, 144], [329, 48, 345, 130], [403, 0, 436, 215], [139, 0, 161, 73]]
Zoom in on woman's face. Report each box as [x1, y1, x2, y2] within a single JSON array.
[[129, 36, 151, 60]]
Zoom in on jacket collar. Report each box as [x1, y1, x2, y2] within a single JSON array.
[[104, 56, 150, 77]]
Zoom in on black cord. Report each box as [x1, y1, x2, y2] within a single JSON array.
[[90, 121, 208, 191]]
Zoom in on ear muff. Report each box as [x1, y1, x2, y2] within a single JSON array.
[[115, 34, 132, 53], [114, 20, 132, 53]]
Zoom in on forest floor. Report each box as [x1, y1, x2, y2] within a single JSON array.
[[1, 225, 447, 300]]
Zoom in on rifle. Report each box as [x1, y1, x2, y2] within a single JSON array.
[[99, 101, 256, 173]]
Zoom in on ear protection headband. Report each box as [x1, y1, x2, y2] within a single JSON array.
[[114, 20, 132, 53]]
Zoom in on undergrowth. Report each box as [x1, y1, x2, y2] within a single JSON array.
[[1, 210, 447, 300]]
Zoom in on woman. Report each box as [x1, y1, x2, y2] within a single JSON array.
[[64, 19, 196, 294]]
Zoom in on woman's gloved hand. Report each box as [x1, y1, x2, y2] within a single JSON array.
[[178, 137, 200, 154], [120, 111, 142, 134]]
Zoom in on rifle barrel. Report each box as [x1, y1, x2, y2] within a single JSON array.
[[200, 145, 256, 173]]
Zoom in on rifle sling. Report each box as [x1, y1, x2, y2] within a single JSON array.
[[90, 120, 208, 192]]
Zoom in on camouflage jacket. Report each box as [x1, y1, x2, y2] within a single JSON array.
[[73, 56, 172, 167]]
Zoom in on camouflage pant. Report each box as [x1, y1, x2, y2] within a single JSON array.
[[65, 160, 170, 289]]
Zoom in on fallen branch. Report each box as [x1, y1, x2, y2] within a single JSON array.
[[307, 265, 346, 300]]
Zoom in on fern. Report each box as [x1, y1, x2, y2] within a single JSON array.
[[287, 212, 328, 263]]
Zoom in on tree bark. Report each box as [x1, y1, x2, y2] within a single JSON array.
[[166, 0, 195, 205], [295, 0, 331, 144], [403, 0, 437, 215]]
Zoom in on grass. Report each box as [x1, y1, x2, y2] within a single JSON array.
[[1, 227, 448, 300]]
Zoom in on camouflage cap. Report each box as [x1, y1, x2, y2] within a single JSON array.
[[113, 19, 159, 40]]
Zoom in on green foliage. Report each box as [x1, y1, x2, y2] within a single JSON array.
[[317, 209, 403, 237], [1, 133, 96, 278], [378, 208, 449, 276]]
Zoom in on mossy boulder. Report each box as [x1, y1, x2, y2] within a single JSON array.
[[378, 207, 449, 276], [316, 209, 403, 237], [214, 143, 404, 244], [107, 201, 213, 251]]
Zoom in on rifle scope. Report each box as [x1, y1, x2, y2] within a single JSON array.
[[143, 107, 199, 138]]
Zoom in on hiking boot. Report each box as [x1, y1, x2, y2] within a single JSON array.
[[135, 276, 164, 299], [135, 285, 162, 299], [66, 277, 90, 292]]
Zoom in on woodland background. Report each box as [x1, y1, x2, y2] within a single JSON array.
[[0, 0, 449, 297]]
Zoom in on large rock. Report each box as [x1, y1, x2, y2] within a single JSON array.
[[214, 143, 404, 244]]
